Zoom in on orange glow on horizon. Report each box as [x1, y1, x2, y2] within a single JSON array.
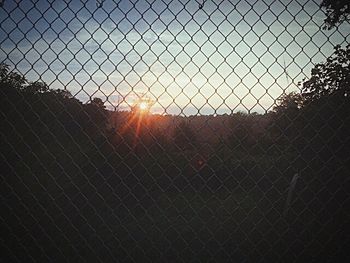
[[117, 97, 154, 149], [134, 97, 153, 114]]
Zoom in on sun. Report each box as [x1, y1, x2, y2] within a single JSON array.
[[132, 96, 153, 114], [139, 101, 148, 111]]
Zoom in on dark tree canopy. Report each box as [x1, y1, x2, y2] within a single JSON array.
[[273, 92, 304, 114], [321, 0, 350, 29], [271, 45, 350, 161], [24, 81, 49, 94], [173, 121, 198, 150], [300, 44, 350, 102], [90, 97, 105, 109], [0, 63, 26, 89]]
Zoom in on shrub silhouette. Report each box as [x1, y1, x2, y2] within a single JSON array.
[[173, 120, 198, 151]]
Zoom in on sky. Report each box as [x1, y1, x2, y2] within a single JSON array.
[[1, 0, 349, 115]]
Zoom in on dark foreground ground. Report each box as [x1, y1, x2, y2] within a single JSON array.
[[2, 147, 349, 263]]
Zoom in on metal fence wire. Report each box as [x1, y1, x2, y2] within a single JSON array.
[[1, 0, 349, 262]]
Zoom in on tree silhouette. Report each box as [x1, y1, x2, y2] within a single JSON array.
[[300, 44, 350, 159], [302, 44, 350, 102], [269, 92, 305, 153], [24, 81, 49, 94], [173, 120, 198, 151], [300, 44, 350, 102], [0, 63, 26, 89], [229, 112, 252, 152], [273, 92, 304, 114], [321, 0, 350, 29], [270, 45, 350, 160], [90, 97, 105, 109]]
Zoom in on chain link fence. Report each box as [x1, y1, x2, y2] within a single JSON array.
[[1, 0, 349, 262]]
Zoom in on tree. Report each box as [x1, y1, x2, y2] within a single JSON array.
[[268, 92, 305, 150], [270, 45, 350, 160], [229, 112, 251, 151], [53, 89, 73, 99], [24, 81, 49, 94], [300, 44, 350, 102], [173, 120, 198, 151], [90, 97, 105, 109], [321, 0, 350, 29], [0, 63, 26, 89], [272, 92, 304, 114]]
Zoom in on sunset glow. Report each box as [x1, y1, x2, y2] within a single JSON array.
[[139, 101, 148, 111], [1, 0, 349, 261], [1, 0, 348, 115]]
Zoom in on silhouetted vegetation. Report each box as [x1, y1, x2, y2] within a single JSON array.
[[1, 44, 349, 262], [321, 0, 350, 29], [271, 44, 350, 162], [173, 120, 198, 151]]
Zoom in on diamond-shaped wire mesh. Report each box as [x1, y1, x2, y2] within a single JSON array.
[[1, 0, 349, 262]]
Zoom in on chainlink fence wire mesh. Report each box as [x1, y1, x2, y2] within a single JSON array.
[[1, 0, 349, 262]]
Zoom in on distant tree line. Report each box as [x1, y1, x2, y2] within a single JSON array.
[[1, 45, 349, 179]]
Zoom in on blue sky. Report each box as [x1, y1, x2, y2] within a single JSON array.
[[1, 0, 349, 115]]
